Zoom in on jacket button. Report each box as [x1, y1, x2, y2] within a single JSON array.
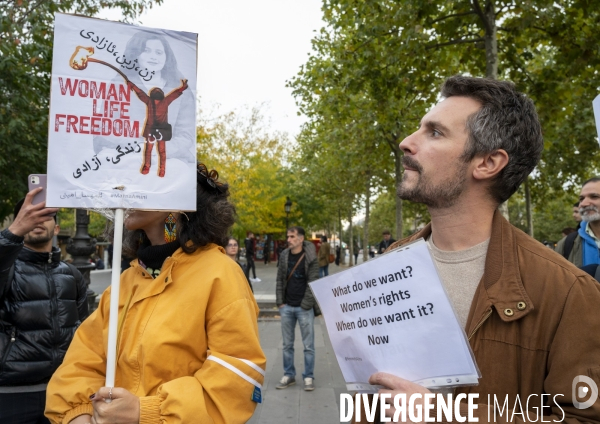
[[517, 301, 526, 310], [504, 308, 514, 317]]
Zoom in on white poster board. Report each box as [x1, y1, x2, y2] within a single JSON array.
[[310, 239, 480, 392], [593, 94, 600, 148], [47, 13, 197, 210]]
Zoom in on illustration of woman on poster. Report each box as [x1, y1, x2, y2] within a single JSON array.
[[93, 31, 195, 177]]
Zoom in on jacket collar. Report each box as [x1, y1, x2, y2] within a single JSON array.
[[128, 243, 224, 306], [390, 210, 534, 328], [18, 246, 61, 265]]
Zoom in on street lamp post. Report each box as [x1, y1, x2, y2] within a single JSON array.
[[284, 197, 292, 230], [66, 209, 97, 314]]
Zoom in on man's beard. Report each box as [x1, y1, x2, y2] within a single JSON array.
[[24, 230, 53, 246], [396, 156, 468, 209], [580, 206, 600, 222]]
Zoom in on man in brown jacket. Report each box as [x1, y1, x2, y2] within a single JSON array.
[[357, 76, 600, 423]]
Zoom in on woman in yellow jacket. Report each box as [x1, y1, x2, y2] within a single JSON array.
[[45, 164, 266, 424]]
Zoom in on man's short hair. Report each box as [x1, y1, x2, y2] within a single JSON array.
[[574, 201, 580, 207], [321, 235, 327, 242], [441, 76, 543, 204], [288, 226, 305, 237], [382, 230, 391, 235], [582, 177, 600, 188]]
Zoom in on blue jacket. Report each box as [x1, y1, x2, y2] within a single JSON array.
[[577, 222, 600, 266]]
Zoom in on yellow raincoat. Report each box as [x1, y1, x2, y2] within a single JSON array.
[[45, 244, 265, 423]]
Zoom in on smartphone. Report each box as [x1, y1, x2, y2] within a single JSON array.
[[28, 174, 48, 206]]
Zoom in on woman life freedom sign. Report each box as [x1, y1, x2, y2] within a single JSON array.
[[309, 239, 480, 392], [47, 13, 197, 210]]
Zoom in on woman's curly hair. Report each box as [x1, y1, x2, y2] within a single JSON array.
[[118, 163, 235, 257]]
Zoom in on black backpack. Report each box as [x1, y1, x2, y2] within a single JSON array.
[[562, 231, 579, 260]]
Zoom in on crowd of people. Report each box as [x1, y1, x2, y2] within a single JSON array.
[[2, 75, 600, 423]]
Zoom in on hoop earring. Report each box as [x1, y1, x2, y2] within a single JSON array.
[[164, 213, 177, 243]]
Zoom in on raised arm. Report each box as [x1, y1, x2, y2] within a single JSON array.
[[128, 80, 149, 104], [163, 79, 189, 106]]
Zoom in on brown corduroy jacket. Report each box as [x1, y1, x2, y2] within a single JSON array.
[[354, 211, 600, 423]]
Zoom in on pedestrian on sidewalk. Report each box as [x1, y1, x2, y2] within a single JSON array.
[[226, 237, 252, 292], [245, 232, 260, 283], [353, 240, 359, 265], [263, 237, 270, 265], [335, 244, 341, 266], [275, 226, 319, 391], [317, 235, 331, 277], [377, 229, 396, 255]]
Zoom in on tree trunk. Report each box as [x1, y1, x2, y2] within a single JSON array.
[[482, 2, 509, 219], [525, 177, 534, 237], [483, 1, 498, 79], [349, 210, 354, 266], [393, 147, 403, 239], [476, 0, 509, 221], [363, 175, 370, 262], [339, 209, 345, 264]]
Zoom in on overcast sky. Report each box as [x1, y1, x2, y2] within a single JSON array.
[[99, 0, 324, 137]]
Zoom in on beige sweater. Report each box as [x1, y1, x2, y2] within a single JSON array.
[[426, 237, 489, 330]]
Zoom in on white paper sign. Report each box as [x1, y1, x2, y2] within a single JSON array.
[[593, 94, 600, 148], [310, 239, 480, 392], [47, 14, 197, 210]]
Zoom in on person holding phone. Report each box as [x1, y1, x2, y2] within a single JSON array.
[[0, 188, 88, 424]]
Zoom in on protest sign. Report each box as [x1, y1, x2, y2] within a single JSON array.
[[47, 13, 197, 210], [593, 94, 600, 148], [310, 239, 480, 392]]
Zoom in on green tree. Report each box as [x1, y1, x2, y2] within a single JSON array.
[[0, 0, 162, 220], [196, 106, 292, 239], [289, 0, 600, 237], [57, 208, 107, 238]]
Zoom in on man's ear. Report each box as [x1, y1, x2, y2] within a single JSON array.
[[472, 149, 509, 181], [53, 224, 60, 236]]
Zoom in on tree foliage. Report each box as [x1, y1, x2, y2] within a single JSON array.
[[196, 106, 292, 239], [0, 0, 162, 220], [288, 0, 600, 242], [57, 208, 107, 238]]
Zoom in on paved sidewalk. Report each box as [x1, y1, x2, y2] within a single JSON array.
[[247, 257, 369, 424], [248, 319, 348, 424]]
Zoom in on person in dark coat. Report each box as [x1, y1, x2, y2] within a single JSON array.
[[244, 232, 260, 282], [0, 189, 88, 423], [377, 229, 396, 254]]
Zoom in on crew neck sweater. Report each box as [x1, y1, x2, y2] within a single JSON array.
[[426, 237, 490, 330]]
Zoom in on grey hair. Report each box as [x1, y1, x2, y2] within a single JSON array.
[[441, 76, 543, 204]]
